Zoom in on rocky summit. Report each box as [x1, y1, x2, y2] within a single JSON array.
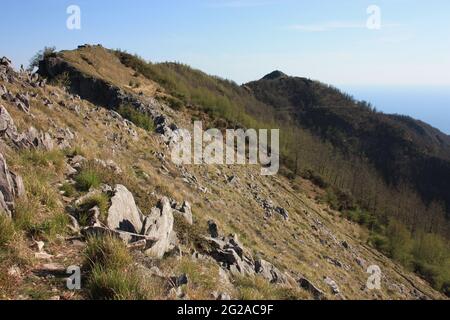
[[0, 45, 447, 301]]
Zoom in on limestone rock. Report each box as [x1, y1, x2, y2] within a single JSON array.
[[143, 197, 174, 258], [0, 152, 25, 217], [254, 258, 288, 284], [107, 184, 143, 234]]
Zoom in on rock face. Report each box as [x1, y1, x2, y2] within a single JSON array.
[[143, 197, 175, 258], [172, 200, 193, 225], [255, 259, 288, 284], [0, 153, 25, 217], [298, 277, 325, 300], [107, 184, 143, 234]]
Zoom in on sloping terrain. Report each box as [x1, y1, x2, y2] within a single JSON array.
[[0, 46, 446, 300], [246, 72, 450, 213]]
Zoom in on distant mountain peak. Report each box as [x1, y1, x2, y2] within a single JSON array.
[[262, 70, 288, 80]]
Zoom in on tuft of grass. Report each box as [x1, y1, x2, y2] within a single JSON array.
[[117, 104, 155, 132], [234, 276, 306, 300], [27, 211, 69, 241], [75, 169, 101, 192], [87, 266, 147, 300], [0, 215, 15, 248], [84, 236, 151, 300], [75, 193, 110, 226], [84, 236, 132, 271], [19, 149, 65, 173], [60, 182, 76, 197]]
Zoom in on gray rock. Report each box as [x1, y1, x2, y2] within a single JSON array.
[[275, 207, 289, 220], [143, 197, 174, 258], [173, 200, 193, 225], [298, 277, 325, 300], [169, 273, 189, 288], [107, 185, 143, 234], [25, 127, 54, 150], [255, 259, 288, 284], [324, 277, 340, 295], [208, 220, 219, 238], [0, 153, 24, 217]]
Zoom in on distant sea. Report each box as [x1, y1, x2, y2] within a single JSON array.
[[340, 86, 450, 135]]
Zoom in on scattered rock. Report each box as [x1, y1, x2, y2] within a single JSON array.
[[298, 277, 324, 300], [324, 277, 340, 295], [107, 184, 143, 234], [143, 197, 175, 258], [172, 200, 193, 225], [208, 220, 219, 238], [255, 258, 288, 284], [0, 152, 25, 217], [169, 273, 189, 288]]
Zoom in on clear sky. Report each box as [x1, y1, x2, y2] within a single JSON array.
[[1, 0, 449, 131]]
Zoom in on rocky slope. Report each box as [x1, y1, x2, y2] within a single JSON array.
[[0, 46, 446, 300]]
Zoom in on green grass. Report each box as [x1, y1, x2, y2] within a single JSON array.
[[75, 169, 102, 192], [75, 193, 110, 226], [87, 266, 147, 300], [84, 235, 151, 300], [60, 182, 76, 197], [84, 236, 133, 271], [0, 215, 15, 248], [117, 104, 155, 132], [234, 276, 305, 300]]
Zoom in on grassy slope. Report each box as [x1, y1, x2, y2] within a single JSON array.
[[0, 45, 446, 299]]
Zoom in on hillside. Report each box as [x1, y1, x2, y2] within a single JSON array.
[[0, 45, 448, 300], [246, 73, 450, 209]]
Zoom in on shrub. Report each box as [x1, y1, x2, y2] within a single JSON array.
[[302, 169, 328, 189], [385, 219, 413, 267], [117, 104, 154, 131]]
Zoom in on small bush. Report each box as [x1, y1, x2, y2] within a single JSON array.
[[117, 104, 154, 131], [302, 169, 328, 189]]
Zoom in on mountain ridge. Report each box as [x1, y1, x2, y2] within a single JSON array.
[[0, 44, 448, 300]]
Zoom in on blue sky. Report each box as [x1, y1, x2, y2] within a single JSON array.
[[1, 0, 449, 131]]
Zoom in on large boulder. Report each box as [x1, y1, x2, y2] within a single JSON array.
[[143, 197, 174, 258], [106, 185, 143, 234]]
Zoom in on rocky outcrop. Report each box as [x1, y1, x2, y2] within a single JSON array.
[[298, 277, 325, 300], [107, 184, 143, 234], [203, 220, 288, 284], [0, 153, 25, 217], [172, 200, 193, 225], [255, 258, 288, 284], [143, 197, 175, 258]]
